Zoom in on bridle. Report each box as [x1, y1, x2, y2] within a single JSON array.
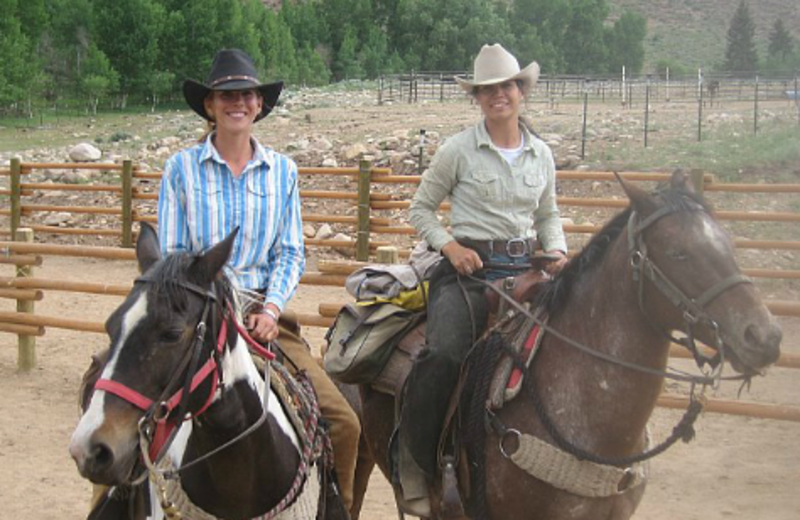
[[94, 275, 275, 479], [627, 205, 752, 375], [480, 201, 757, 472]]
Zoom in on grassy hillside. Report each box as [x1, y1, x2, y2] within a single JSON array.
[[608, 0, 800, 72]]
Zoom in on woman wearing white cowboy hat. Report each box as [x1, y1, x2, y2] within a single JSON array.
[[395, 43, 568, 516], [158, 48, 361, 517]]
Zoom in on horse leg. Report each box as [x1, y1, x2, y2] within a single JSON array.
[[348, 431, 376, 520]]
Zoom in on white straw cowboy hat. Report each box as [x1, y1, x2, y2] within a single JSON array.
[[455, 44, 540, 95]]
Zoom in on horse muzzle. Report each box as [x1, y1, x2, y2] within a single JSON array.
[[722, 316, 782, 375]]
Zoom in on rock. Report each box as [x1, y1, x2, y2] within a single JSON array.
[[68, 143, 102, 162], [341, 143, 368, 161], [62, 171, 92, 184], [43, 212, 72, 226], [332, 232, 354, 257], [315, 224, 334, 240], [321, 157, 338, 168], [303, 224, 316, 238]]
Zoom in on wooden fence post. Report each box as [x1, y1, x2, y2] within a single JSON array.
[[376, 246, 399, 264], [690, 169, 705, 197], [15, 227, 36, 371], [121, 160, 134, 248], [356, 160, 372, 262], [10, 158, 21, 238]]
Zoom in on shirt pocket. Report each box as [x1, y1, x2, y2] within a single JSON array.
[[471, 168, 501, 201], [516, 172, 546, 204]]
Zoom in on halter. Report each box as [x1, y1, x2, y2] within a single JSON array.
[[94, 275, 275, 466], [627, 206, 753, 375]]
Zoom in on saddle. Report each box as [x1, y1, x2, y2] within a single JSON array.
[[373, 268, 549, 518]]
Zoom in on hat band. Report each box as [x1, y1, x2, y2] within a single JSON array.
[[210, 75, 259, 87]]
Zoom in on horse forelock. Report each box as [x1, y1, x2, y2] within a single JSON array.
[[533, 185, 711, 316]]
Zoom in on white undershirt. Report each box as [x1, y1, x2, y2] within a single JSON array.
[[496, 138, 525, 165]]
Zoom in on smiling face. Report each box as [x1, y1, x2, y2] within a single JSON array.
[[204, 89, 263, 135], [474, 80, 524, 124]]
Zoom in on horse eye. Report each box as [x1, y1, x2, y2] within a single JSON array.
[[666, 249, 688, 261], [161, 328, 184, 343]]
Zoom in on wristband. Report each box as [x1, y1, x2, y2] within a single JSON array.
[[262, 307, 279, 322]]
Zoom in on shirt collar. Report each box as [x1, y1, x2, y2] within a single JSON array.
[[476, 119, 537, 156], [199, 132, 274, 171]]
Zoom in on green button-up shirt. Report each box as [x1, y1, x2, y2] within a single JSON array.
[[409, 120, 567, 254]]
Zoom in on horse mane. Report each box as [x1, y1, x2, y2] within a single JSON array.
[[532, 183, 710, 316], [146, 251, 234, 310]]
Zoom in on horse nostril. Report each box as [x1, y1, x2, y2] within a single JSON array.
[[744, 323, 782, 364], [88, 442, 115, 473]]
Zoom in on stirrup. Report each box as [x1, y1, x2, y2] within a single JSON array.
[[439, 455, 465, 519]]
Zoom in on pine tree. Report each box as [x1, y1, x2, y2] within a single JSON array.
[[724, 0, 759, 75], [768, 19, 794, 62]]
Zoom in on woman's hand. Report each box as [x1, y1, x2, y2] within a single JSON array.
[[247, 304, 280, 342], [545, 250, 568, 275], [442, 241, 483, 276]]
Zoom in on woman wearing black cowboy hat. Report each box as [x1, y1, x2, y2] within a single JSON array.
[[158, 48, 361, 516]]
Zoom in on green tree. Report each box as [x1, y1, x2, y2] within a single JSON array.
[[44, 0, 93, 95], [335, 27, 364, 80], [80, 43, 119, 113], [510, 0, 570, 73], [724, 0, 758, 75], [93, 0, 165, 105], [147, 70, 175, 111], [0, 0, 35, 111], [768, 19, 794, 62], [605, 10, 647, 75], [562, 0, 609, 74]]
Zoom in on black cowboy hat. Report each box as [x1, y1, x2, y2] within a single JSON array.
[[183, 48, 283, 122]]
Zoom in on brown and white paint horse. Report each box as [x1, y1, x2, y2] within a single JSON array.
[[70, 225, 343, 520]]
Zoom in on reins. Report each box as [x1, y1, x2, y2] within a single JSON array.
[[463, 203, 755, 472]]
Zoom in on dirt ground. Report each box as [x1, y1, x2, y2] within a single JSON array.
[[0, 255, 798, 520]]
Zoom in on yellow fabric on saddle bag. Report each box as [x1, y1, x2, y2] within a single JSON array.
[[370, 281, 429, 312], [323, 301, 422, 384]]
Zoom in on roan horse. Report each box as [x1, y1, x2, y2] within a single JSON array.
[[351, 171, 782, 520], [69, 224, 347, 520]]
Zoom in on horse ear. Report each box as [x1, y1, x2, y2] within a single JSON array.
[[192, 227, 239, 284], [614, 172, 660, 216], [136, 223, 161, 274], [670, 169, 697, 195]]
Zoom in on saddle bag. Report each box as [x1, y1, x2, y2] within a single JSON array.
[[323, 303, 421, 384]]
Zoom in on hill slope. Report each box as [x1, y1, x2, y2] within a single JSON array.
[[608, 0, 799, 71]]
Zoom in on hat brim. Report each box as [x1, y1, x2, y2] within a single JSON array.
[[183, 79, 284, 122], [455, 61, 540, 95]]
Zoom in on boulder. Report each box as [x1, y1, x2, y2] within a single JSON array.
[[68, 143, 102, 162]]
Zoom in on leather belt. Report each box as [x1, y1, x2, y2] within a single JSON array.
[[458, 238, 540, 258]]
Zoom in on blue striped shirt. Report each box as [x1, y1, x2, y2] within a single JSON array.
[[158, 135, 305, 311]]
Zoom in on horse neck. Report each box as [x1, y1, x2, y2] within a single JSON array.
[[535, 228, 671, 444], [177, 326, 302, 513]]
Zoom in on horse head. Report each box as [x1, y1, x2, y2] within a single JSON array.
[[69, 224, 238, 486], [617, 170, 781, 375]]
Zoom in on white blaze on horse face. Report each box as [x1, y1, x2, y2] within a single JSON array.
[[71, 292, 149, 449], [219, 335, 301, 451], [699, 214, 729, 255]]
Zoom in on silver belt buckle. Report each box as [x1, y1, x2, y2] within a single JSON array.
[[505, 238, 528, 258]]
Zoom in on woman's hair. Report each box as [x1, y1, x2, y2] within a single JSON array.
[[198, 92, 216, 142], [198, 120, 216, 142], [470, 79, 525, 97]]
